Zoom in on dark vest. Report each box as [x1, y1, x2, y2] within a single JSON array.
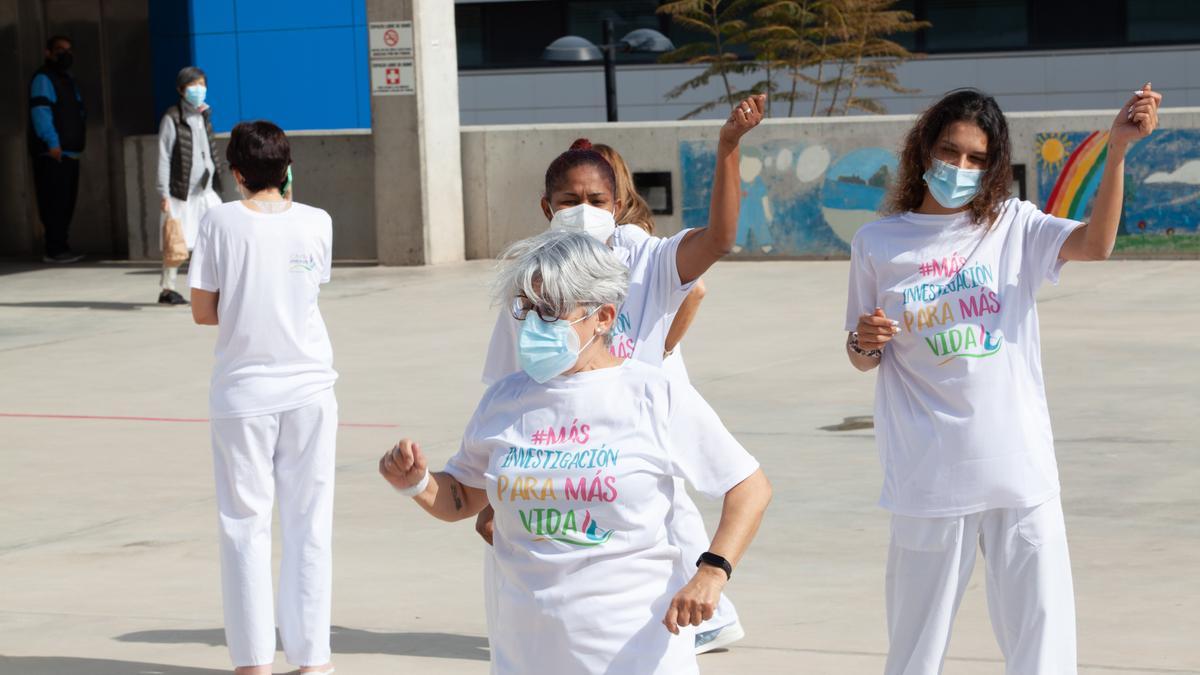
[[167, 104, 224, 200], [28, 65, 85, 155]]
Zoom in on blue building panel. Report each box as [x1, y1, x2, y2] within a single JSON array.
[[193, 32, 242, 132], [149, 0, 371, 132], [237, 27, 360, 130], [233, 0, 356, 33], [190, 0, 236, 34]]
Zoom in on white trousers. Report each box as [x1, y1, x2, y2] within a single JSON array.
[[481, 476, 737, 644], [210, 389, 338, 668], [884, 497, 1077, 675]]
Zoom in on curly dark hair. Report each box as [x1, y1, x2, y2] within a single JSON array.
[[886, 89, 1013, 227]]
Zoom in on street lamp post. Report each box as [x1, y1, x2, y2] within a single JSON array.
[[601, 19, 618, 123], [542, 22, 674, 123]]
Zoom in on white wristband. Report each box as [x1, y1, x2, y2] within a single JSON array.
[[394, 469, 430, 497]]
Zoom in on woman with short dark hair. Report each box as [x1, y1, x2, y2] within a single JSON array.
[[190, 120, 337, 675], [155, 65, 224, 304], [844, 84, 1161, 674]]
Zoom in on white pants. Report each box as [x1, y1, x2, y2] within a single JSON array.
[[160, 264, 181, 291], [210, 389, 338, 668], [481, 476, 737, 645], [160, 188, 220, 290], [884, 497, 1077, 675]]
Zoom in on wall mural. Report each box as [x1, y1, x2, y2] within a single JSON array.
[[679, 140, 897, 258], [1036, 129, 1200, 255], [680, 128, 1200, 258]]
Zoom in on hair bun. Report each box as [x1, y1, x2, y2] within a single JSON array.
[[569, 138, 593, 151]]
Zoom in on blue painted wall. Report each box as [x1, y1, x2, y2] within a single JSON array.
[[680, 140, 896, 258], [149, 0, 371, 132]]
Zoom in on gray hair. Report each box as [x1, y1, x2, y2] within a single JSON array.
[[493, 230, 628, 330], [176, 66, 207, 91]]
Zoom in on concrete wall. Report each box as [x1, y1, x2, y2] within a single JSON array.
[[462, 107, 1200, 260], [122, 108, 1200, 262], [459, 45, 1200, 125], [123, 130, 376, 261], [0, 0, 43, 258]]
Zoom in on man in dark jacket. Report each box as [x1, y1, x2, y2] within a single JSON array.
[[29, 35, 86, 263]]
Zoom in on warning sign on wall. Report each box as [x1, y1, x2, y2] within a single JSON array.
[[371, 59, 415, 96], [369, 21, 413, 59]]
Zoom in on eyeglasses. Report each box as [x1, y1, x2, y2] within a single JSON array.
[[510, 297, 597, 324]]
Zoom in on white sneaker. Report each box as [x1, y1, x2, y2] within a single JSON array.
[[695, 620, 745, 654]]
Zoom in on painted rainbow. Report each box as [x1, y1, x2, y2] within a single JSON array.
[[1044, 131, 1110, 220]]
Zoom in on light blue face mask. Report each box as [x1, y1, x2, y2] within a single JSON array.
[[518, 305, 601, 384], [184, 85, 207, 108], [923, 157, 984, 209]]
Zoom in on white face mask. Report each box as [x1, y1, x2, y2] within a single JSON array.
[[548, 203, 616, 244]]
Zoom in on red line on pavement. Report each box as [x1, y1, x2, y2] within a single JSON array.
[[0, 412, 399, 428]]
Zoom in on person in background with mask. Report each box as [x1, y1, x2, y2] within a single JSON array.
[[845, 85, 1160, 675], [380, 229, 772, 675], [28, 35, 86, 264], [156, 66, 225, 305], [190, 120, 337, 675], [475, 96, 765, 655], [593, 142, 705, 382]]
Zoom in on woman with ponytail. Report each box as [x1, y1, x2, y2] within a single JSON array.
[[592, 142, 707, 384]]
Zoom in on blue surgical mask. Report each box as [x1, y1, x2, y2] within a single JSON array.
[[923, 157, 984, 209], [184, 85, 207, 108], [518, 306, 601, 384]]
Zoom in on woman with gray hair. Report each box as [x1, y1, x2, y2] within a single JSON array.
[[380, 229, 771, 675], [155, 65, 224, 304]]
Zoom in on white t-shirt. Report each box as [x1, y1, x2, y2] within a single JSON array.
[[844, 198, 1083, 517], [189, 201, 338, 418], [481, 227, 695, 385], [612, 226, 693, 382], [444, 359, 759, 675]]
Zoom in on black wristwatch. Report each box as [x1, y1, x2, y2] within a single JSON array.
[[696, 551, 733, 580]]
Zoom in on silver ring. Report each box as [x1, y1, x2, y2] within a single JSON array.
[[741, 107, 751, 114]]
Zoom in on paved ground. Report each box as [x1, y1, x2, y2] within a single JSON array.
[[0, 258, 1196, 675]]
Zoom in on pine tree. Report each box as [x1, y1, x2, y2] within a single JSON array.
[[657, 0, 760, 119], [658, 0, 927, 119], [821, 0, 926, 116], [744, 0, 824, 116]]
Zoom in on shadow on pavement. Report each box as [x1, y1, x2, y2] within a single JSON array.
[[0, 301, 162, 311], [0, 655, 226, 674], [117, 626, 490, 662]]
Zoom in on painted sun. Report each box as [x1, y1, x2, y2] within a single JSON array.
[[1037, 133, 1073, 171]]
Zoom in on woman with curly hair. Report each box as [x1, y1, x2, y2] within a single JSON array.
[[845, 84, 1160, 674]]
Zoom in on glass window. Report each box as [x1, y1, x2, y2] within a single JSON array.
[[455, 5, 484, 69], [566, 0, 665, 63], [1029, 0, 1123, 48], [1127, 0, 1200, 43], [924, 0, 1028, 52], [456, 1, 566, 69]]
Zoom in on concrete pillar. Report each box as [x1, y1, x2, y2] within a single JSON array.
[[0, 0, 46, 258], [367, 0, 464, 265]]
